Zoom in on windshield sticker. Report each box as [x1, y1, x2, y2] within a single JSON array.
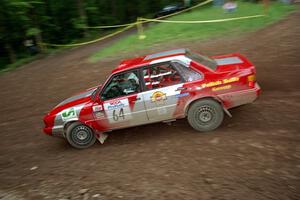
[[61, 108, 77, 121], [151, 91, 167, 102]]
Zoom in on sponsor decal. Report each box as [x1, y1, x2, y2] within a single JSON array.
[[175, 93, 190, 98], [223, 77, 239, 84], [104, 98, 131, 123], [212, 85, 232, 91], [104, 99, 128, 111], [95, 111, 105, 119], [202, 77, 239, 88], [92, 105, 103, 112], [151, 91, 167, 102], [202, 80, 222, 88], [61, 108, 77, 121], [93, 105, 105, 119]]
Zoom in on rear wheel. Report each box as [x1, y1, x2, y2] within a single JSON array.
[[66, 122, 96, 149], [187, 99, 224, 132]]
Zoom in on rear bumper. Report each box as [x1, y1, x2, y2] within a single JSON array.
[[219, 83, 261, 109]]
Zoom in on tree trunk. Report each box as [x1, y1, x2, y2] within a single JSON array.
[[111, 0, 117, 17], [184, 0, 191, 7], [77, 0, 88, 37], [35, 31, 46, 53], [5, 43, 16, 64]]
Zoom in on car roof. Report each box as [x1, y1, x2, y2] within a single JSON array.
[[112, 48, 188, 74]]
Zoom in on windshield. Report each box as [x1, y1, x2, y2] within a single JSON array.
[[100, 71, 140, 101], [187, 51, 217, 70]]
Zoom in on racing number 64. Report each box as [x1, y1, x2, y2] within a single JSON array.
[[113, 108, 125, 121]]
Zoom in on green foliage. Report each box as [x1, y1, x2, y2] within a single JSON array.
[[0, 55, 38, 73], [90, 2, 295, 62], [72, 17, 87, 29], [1, 0, 184, 69], [0, 0, 294, 70], [26, 28, 41, 36]]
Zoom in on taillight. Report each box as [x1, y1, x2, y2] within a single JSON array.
[[247, 74, 256, 87]]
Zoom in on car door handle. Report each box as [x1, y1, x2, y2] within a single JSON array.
[[176, 87, 187, 91]]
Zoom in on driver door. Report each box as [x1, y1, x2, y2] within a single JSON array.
[[93, 70, 148, 130]]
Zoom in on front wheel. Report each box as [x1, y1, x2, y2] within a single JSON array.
[[187, 99, 224, 132], [66, 122, 96, 149]]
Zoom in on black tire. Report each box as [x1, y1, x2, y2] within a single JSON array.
[[66, 122, 96, 149], [187, 99, 224, 132]]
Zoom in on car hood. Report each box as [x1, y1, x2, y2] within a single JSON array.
[[57, 87, 97, 107], [48, 85, 100, 116]]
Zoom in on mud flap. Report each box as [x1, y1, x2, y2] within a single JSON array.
[[223, 107, 232, 118], [96, 132, 108, 144], [213, 96, 232, 118]]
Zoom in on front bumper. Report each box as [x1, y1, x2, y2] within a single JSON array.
[[43, 125, 65, 138], [43, 127, 52, 135]]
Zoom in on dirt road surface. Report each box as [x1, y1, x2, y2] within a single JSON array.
[[0, 9, 300, 200]]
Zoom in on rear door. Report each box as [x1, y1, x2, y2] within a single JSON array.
[[141, 62, 185, 122], [95, 70, 148, 130]]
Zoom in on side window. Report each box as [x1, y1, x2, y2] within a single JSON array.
[[143, 62, 182, 90], [172, 62, 202, 82], [101, 71, 140, 100]]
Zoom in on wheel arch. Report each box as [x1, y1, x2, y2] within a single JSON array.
[[184, 95, 231, 117], [64, 120, 97, 149], [63, 120, 95, 135], [63, 120, 78, 135]]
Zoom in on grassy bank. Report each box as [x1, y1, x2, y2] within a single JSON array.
[[0, 29, 114, 74], [90, 1, 295, 62]]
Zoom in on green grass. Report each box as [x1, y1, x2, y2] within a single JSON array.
[[0, 29, 115, 74], [89, 1, 295, 62], [0, 48, 62, 74], [0, 56, 38, 73]]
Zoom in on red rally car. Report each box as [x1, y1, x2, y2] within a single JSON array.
[[43, 49, 261, 149]]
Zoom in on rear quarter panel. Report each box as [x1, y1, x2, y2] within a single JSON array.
[[175, 66, 255, 116]]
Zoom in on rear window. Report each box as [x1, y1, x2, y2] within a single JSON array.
[[142, 62, 183, 90], [172, 62, 202, 82], [186, 51, 217, 70]]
